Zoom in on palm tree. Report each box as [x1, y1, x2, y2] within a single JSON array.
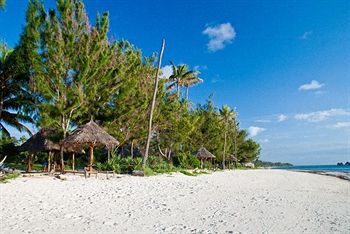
[[181, 73, 203, 101], [0, 45, 33, 136], [219, 105, 235, 169], [0, 0, 6, 10], [167, 61, 197, 98]]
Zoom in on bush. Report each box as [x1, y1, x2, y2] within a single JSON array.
[[187, 155, 200, 169], [147, 156, 174, 173], [173, 152, 200, 169], [95, 156, 143, 174], [143, 167, 155, 176]]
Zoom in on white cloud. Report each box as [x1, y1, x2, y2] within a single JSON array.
[[332, 122, 350, 128], [254, 119, 271, 123], [300, 31, 312, 40], [295, 109, 350, 122], [202, 23, 236, 52], [160, 65, 173, 78], [248, 126, 266, 137], [277, 114, 287, 122], [262, 139, 269, 143], [299, 80, 324, 91]]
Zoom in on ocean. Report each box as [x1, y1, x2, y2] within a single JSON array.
[[275, 165, 350, 173]]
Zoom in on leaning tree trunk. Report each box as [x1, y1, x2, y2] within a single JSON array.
[[142, 39, 165, 169]]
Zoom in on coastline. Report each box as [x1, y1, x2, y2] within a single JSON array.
[[1, 169, 349, 233], [293, 170, 350, 181]]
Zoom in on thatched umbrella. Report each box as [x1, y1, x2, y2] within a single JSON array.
[[19, 128, 84, 172], [19, 128, 60, 172], [196, 147, 215, 168], [228, 154, 238, 168], [62, 120, 119, 172]]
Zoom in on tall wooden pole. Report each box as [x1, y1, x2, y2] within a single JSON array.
[[48, 151, 51, 173], [60, 145, 64, 173], [89, 144, 94, 172], [72, 153, 75, 171], [142, 39, 165, 169]]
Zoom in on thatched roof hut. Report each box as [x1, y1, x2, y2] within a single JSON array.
[[62, 120, 119, 172], [19, 128, 84, 154], [62, 120, 119, 148], [196, 147, 216, 159], [19, 128, 60, 153], [228, 154, 238, 162]]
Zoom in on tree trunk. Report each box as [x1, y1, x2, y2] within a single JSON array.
[[60, 145, 64, 173], [186, 86, 189, 101], [131, 140, 134, 159], [234, 120, 237, 167], [72, 153, 75, 171], [177, 79, 180, 97], [142, 39, 165, 169], [26, 154, 33, 172], [89, 144, 94, 172], [48, 151, 52, 174], [222, 129, 227, 169]]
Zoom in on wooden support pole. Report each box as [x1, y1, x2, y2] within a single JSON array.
[[89, 144, 94, 172], [60, 145, 64, 173], [48, 151, 51, 174], [72, 153, 75, 171]]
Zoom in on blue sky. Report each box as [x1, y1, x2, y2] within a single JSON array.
[[1, 0, 349, 165]]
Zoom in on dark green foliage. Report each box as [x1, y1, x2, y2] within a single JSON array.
[[255, 160, 293, 167], [2, 0, 263, 173]]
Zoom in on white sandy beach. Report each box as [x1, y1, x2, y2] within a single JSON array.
[[1, 170, 349, 233]]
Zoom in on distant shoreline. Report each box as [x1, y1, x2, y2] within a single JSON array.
[[293, 170, 350, 181]]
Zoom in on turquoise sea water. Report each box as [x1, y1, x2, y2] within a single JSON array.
[[275, 165, 350, 173]]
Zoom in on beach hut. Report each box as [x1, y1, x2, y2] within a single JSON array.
[[228, 154, 238, 168], [19, 128, 84, 172], [19, 128, 60, 172], [62, 120, 119, 174], [196, 147, 216, 168]]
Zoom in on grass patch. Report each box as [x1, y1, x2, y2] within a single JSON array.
[[144, 167, 155, 176], [192, 170, 209, 175], [0, 173, 20, 183], [6, 163, 43, 171], [179, 170, 195, 176]]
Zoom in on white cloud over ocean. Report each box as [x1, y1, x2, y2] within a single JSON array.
[[202, 23, 236, 52]]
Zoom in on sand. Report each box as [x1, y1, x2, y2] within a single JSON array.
[[1, 170, 349, 233]]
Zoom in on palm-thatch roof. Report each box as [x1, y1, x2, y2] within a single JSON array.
[[62, 120, 119, 147], [19, 128, 85, 154], [228, 154, 238, 162], [19, 128, 60, 153], [196, 147, 216, 159]]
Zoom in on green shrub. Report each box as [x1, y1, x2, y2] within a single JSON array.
[[0, 173, 20, 183], [146, 156, 175, 173], [144, 167, 155, 176], [179, 170, 195, 176], [187, 155, 200, 169]]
